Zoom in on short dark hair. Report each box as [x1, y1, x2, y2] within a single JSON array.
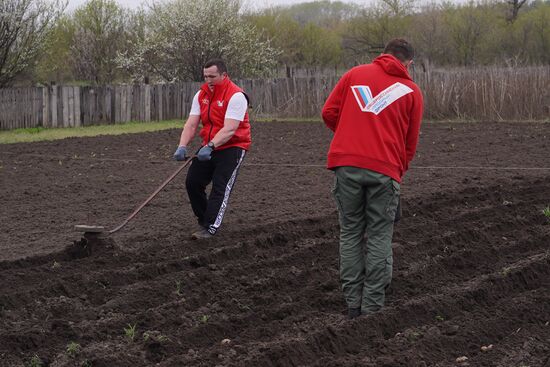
[[204, 59, 227, 74], [383, 39, 414, 62]]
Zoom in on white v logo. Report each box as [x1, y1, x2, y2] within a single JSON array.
[[351, 82, 413, 115]]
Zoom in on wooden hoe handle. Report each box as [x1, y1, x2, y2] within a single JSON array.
[[109, 157, 194, 234]]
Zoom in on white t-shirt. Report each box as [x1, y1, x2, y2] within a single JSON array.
[[189, 91, 248, 121]]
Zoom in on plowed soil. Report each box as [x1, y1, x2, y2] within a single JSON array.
[[1, 121, 549, 367]]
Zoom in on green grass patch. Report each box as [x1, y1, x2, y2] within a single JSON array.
[[0, 120, 183, 144], [0, 118, 327, 144]]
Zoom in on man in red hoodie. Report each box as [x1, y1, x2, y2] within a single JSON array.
[[322, 39, 423, 319], [173, 59, 250, 239]]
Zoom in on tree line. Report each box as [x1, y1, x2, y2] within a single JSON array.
[[1, 0, 549, 87]]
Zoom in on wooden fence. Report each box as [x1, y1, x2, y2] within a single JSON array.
[[0, 83, 201, 129], [1, 66, 549, 130], [415, 66, 550, 121]]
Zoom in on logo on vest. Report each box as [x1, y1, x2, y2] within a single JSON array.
[[217, 100, 224, 107], [201, 98, 209, 105]]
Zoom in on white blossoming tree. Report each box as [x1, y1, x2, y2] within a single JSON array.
[[0, 0, 66, 87], [117, 0, 279, 82]]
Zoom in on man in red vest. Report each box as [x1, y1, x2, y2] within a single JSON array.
[[322, 39, 423, 318], [173, 59, 250, 239]]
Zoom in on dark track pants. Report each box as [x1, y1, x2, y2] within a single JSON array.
[[185, 147, 246, 234]]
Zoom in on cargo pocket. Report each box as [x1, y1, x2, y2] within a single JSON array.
[[385, 256, 393, 286], [384, 179, 400, 220], [332, 175, 345, 225]]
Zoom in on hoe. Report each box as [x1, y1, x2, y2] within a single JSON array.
[[75, 157, 194, 240]]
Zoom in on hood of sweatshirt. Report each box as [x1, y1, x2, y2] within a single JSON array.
[[373, 54, 412, 80]]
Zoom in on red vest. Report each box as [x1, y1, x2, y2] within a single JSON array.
[[198, 78, 251, 151]]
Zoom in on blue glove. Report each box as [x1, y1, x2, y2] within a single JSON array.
[[173, 146, 187, 161], [197, 145, 213, 161]]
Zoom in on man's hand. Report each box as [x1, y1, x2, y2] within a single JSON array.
[[197, 145, 213, 161], [173, 146, 187, 161]]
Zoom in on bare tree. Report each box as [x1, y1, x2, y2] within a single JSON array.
[[0, 0, 66, 87], [380, 0, 415, 17], [342, 1, 411, 64], [443, 3, 493, 66], [506, 0, 529, 23], [70, 0, 130, 84], [411, 2, 454, 66]]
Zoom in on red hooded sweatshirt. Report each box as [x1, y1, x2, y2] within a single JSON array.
[[322, 54, 423, 182], [198, 77, 251, 151]]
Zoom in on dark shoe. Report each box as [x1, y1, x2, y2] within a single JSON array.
[[348, 307, 362, 319], [361, 306, 381, 315], [190, 228, 213, 240]]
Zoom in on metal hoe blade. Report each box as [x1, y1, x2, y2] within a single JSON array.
[[74, 225, 105, 233]]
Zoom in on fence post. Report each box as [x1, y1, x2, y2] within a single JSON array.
[[52, 86, 58, 127], [114, 86, 120, 123], [126, 85, 132, 122], [0, 89, 4, 129], [42, 87, 49, 127], [158, 85, 163, 121], [145, 85, 151, 122], [74, 86, 81, 127], [61, 86, 68, 127]]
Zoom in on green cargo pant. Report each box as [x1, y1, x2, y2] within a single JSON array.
[[332, 166, 400, 313]]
